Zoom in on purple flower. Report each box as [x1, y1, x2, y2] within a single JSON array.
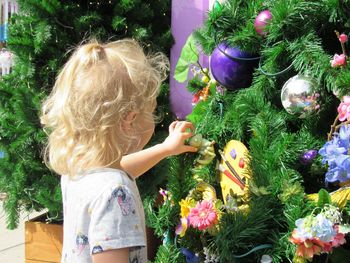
[[319, 137, 347, 164], [326, 155, 350, 183], [339, 125, 350, 149]]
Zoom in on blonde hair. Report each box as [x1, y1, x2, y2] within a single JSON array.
[[41, 39, 169, 177]]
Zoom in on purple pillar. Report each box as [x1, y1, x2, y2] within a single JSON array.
[[170, 0, 210, 120]]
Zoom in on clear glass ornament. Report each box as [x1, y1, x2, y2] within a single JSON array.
[[281, 75, 320, 118]]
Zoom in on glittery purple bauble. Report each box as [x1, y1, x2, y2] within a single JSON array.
[[300, 150, 318, 165], [254, 10, 272, 36], [210, 43, 258, 90]]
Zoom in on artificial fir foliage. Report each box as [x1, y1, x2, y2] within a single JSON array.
[[0, 0, 172, 229], [147, 0, 350, 262]]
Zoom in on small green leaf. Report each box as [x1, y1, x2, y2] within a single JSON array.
[[258, 187, 270, 195], [317, 188, 331, 207], [187, 100, 209, 124], [215, 199, 223, 210], [209, 81, 217, 94], [174, 34, 199, 83]]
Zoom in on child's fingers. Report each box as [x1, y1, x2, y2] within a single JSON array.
[[182, 145, 198, 153], [177, 121, 195, 132], [181, 132, 193, 140], [174, 121, 183, 130], [169, 121, 178, 133]]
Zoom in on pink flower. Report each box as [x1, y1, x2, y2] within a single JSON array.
[[339, 34, 348, 43], [331, 54, 347, 68], [322, 241, 333, 253], [337, 96, 350, 121], [331, 225, 346, 247], [188, 200, 218, 231]]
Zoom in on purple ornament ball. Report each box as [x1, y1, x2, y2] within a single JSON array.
[[210, 43, 258, 90], [300, 149, 318, 165], [254, 10, 272, 36]]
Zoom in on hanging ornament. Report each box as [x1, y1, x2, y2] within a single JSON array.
[[210, 43, 259, 90], [281, 75, 320, 118], [0, 48, 14, 75], [254, 10, 272, 36], [300, 149, 318, 165]]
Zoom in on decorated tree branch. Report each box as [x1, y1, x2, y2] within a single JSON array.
[[147, 0, 350, 262]]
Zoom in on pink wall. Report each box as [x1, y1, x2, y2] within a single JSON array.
[[169, 0, 211, 119]]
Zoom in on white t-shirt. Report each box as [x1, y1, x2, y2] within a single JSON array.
[[61, 168, 147, 263]]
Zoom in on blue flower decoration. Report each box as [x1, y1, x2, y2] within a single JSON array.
[[339, 125, 350, 149], [180, 248, 199, 263], [319, 125, 350, 183], [313, 214, 336, 242], [294, 214, 336, 243]]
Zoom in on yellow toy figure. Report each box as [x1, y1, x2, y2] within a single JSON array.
[[218, 140, 252, 210]]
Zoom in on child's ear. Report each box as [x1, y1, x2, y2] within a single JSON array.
[[121, 111, 137, 131]]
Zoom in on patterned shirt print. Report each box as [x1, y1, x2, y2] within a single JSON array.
[[60, 168, 147, 263], [109, 186, 136, 215]]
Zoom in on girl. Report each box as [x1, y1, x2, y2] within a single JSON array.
[[40, 39, 197, 263]]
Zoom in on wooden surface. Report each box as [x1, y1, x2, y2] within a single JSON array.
[[26, 260, 52, 263], [24, 218, 160, 262], [25, 221, 63, 263], [146, 226, 161, 261]]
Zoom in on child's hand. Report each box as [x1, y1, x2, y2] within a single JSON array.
[[161, 121, 198, 156]]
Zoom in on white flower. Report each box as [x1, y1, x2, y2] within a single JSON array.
[[203, 247, 220, 263], [322, 205, 342, 224]]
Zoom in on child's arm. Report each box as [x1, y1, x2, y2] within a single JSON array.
[[120, 121, 197, 178], [92, 248, 129, 263]]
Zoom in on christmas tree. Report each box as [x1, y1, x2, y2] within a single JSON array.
[[0, 0, 172, 229], [147, 0, 350, 262]]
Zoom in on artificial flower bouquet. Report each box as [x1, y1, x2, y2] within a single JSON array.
[[175, 182, 222, 237], [290, 96, 350, 262], [290, 205, 349, 262]]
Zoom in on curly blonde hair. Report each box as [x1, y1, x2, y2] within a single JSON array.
[[41, 39, 169, 177]]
